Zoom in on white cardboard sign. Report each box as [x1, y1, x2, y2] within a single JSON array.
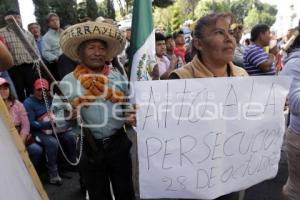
[[0, 112, 41, 199], [135, 76, 291, 199]]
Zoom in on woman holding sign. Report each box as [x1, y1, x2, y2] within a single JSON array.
[[170, 13, 247, 200]]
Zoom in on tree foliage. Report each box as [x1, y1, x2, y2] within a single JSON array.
[[230, 0, 252, 23], [184, 0, 200, 20], [230, 0, 277, 28], [0, 0, 20, 28], [154, 0, 200, 33], [172, 0, 200, 21], [77, 0, 99, 21], [115, 0, 126, 17], [30, 0, 279, 35], [195, 0, 230, 18], [117, 0, 175, 14], [105, 0, 116, 20], [48, 0, 77, 28], [98, 1, 107, 18], [118, 0, 174, 15], [77, 2, 87, 21], [171, 5, 181, 31], [108, 0, 116, 20], [32, 0, 50, 33], [32, 0, 77, 31], [153, 7, 173, 32], [86, 0, 98, 20], [244, 7, 276, 31], [97, 0, 116, 20], [153, 0, 175, 8], [243, 2, 277, 31], [193, 0, 277, 31], [124, 0, 134, 14]]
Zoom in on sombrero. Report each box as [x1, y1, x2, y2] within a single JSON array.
[[60, 21, 126, 61]]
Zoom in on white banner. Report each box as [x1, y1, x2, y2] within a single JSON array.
[[0, 110, 41, 199], [135, 76, 292, 199]]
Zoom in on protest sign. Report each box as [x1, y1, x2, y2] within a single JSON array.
[[135, 76, 291, 199]]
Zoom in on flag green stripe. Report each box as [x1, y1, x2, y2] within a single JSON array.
[[130, 0, 153, 55]]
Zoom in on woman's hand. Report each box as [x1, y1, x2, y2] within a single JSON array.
[[170, 55, 178, 67], [125, 104, 137, 127]]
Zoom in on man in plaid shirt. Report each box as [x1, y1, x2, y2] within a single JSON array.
[[0, 10, 39, 102]]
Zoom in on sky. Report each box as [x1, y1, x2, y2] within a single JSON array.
[[19, 0, 106, 28], [18, 0, 278, 27], [18, 0, 36, 29]]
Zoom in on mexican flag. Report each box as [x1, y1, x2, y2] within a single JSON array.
[[129, 0, 156, 82]]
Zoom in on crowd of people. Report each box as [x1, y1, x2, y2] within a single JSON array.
[[0, 7, 300, 200]]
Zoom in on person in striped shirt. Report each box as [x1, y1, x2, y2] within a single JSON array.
[[243, 24, 277, 76]]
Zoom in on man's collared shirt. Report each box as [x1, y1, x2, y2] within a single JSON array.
[[52, 70, 129, 139], [233, 44, 246, 68], [42, 28, 63, 63], [243, 44, 275, 76], [0, 25, 38, 65], [35, 37, 42, 56]]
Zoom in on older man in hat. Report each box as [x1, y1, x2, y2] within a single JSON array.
[[52, 21, 135, 200]]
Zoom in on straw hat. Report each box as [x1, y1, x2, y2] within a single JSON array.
[[60, 21, 126, 61]]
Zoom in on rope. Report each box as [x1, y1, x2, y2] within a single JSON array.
[[33, 60, 83, 166]]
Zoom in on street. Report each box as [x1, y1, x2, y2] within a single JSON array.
[[44, 150, 288, 200]]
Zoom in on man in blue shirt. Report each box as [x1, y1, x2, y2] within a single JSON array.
[[28, 22, 42, 56], [42, 13, 63, 80], [243, 24, 277, 75]]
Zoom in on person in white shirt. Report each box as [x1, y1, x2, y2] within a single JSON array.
[[155, 32, 177, 80]]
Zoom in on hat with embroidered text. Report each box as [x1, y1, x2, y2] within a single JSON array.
[[60, 21, 126, 61]]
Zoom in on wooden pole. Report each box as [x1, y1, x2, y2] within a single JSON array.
[[5, 15, 67, 98]]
